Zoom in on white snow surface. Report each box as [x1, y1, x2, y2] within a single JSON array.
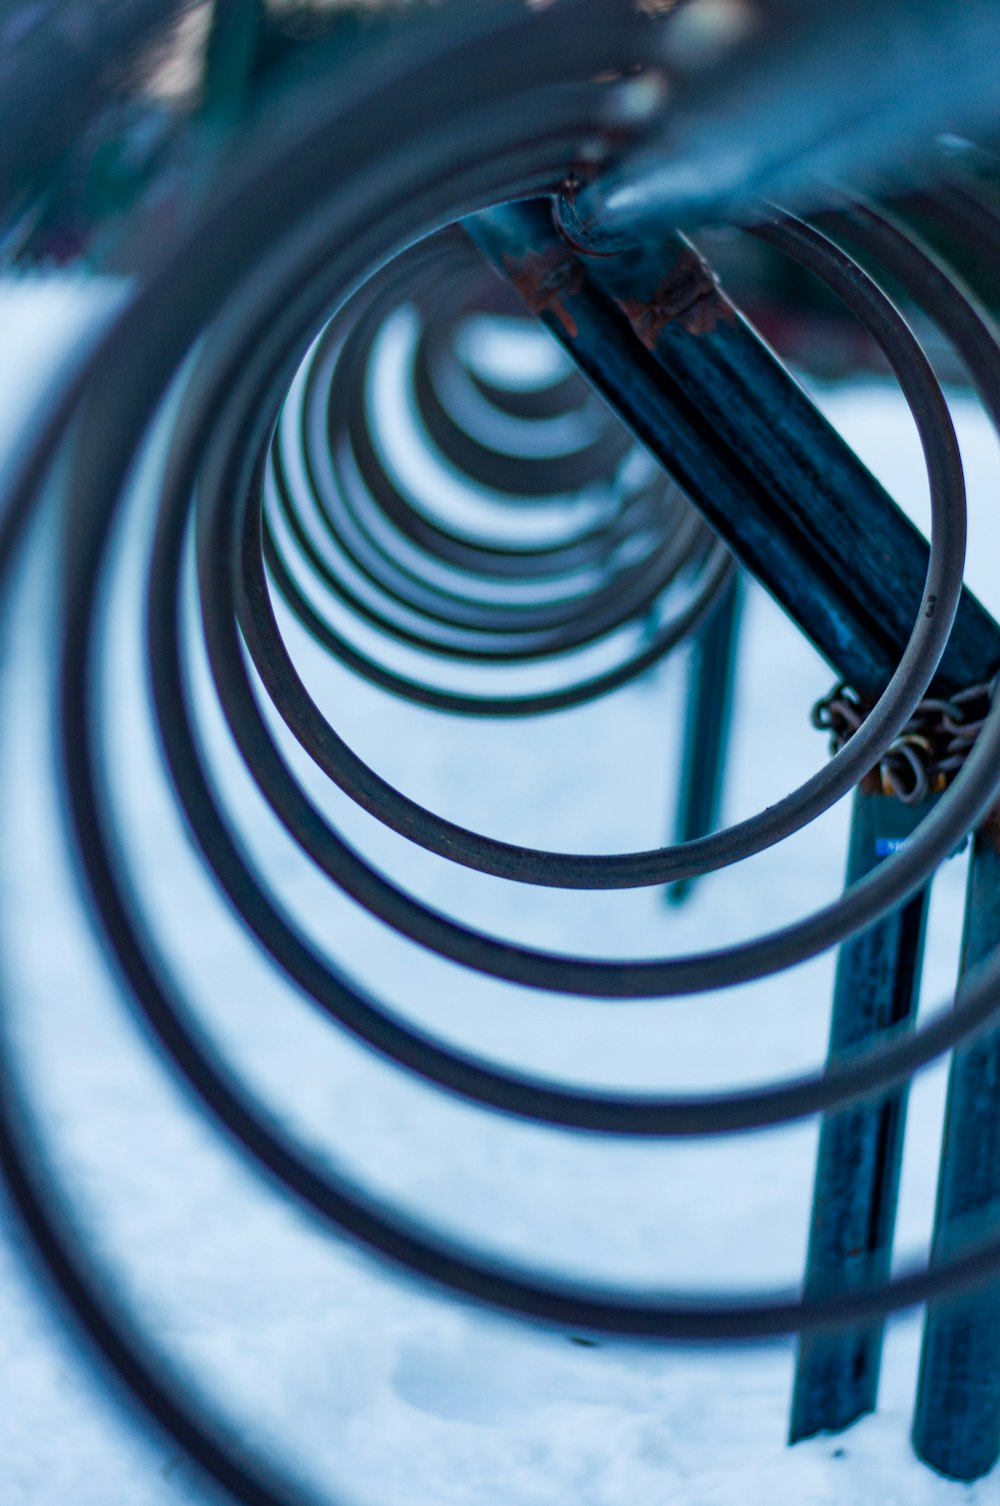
[[1, 279, 999, 1506]]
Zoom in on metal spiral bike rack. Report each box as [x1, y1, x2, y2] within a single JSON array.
[[6, 1, 1000, 1500]]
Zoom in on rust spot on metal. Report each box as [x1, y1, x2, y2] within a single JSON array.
[[618, 247, 734, 347], [860, 768, 883, 797], [502, 246, 585, 338]]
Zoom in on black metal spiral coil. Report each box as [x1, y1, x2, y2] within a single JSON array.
[[261, 224, 733, 716], [5, 3, 1000, 1504]]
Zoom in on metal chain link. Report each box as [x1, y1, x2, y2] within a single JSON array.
[[812, 677, 997, 804]]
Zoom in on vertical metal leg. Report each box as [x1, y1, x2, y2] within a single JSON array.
[[667, 570, 743, 905], [913, 809, 1000, 1481], [790, 786, 933, 1442]]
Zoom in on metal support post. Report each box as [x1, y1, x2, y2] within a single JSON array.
[[667, 570, 744, 905], [789, 786, 933, 1441], [913, 808, 1000, 1480]]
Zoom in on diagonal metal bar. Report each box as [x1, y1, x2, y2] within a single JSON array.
[[466, 199, 1000, 697]]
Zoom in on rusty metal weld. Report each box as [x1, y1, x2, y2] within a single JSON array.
[[503, 246, 585, 338], [618, 247, 733, 346]]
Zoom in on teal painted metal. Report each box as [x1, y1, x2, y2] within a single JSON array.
[[913, 810, 1000, 1480], [790, 789, 933, 1442]]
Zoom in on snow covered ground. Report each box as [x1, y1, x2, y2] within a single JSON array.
[[1, 281, 999, 1506]]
